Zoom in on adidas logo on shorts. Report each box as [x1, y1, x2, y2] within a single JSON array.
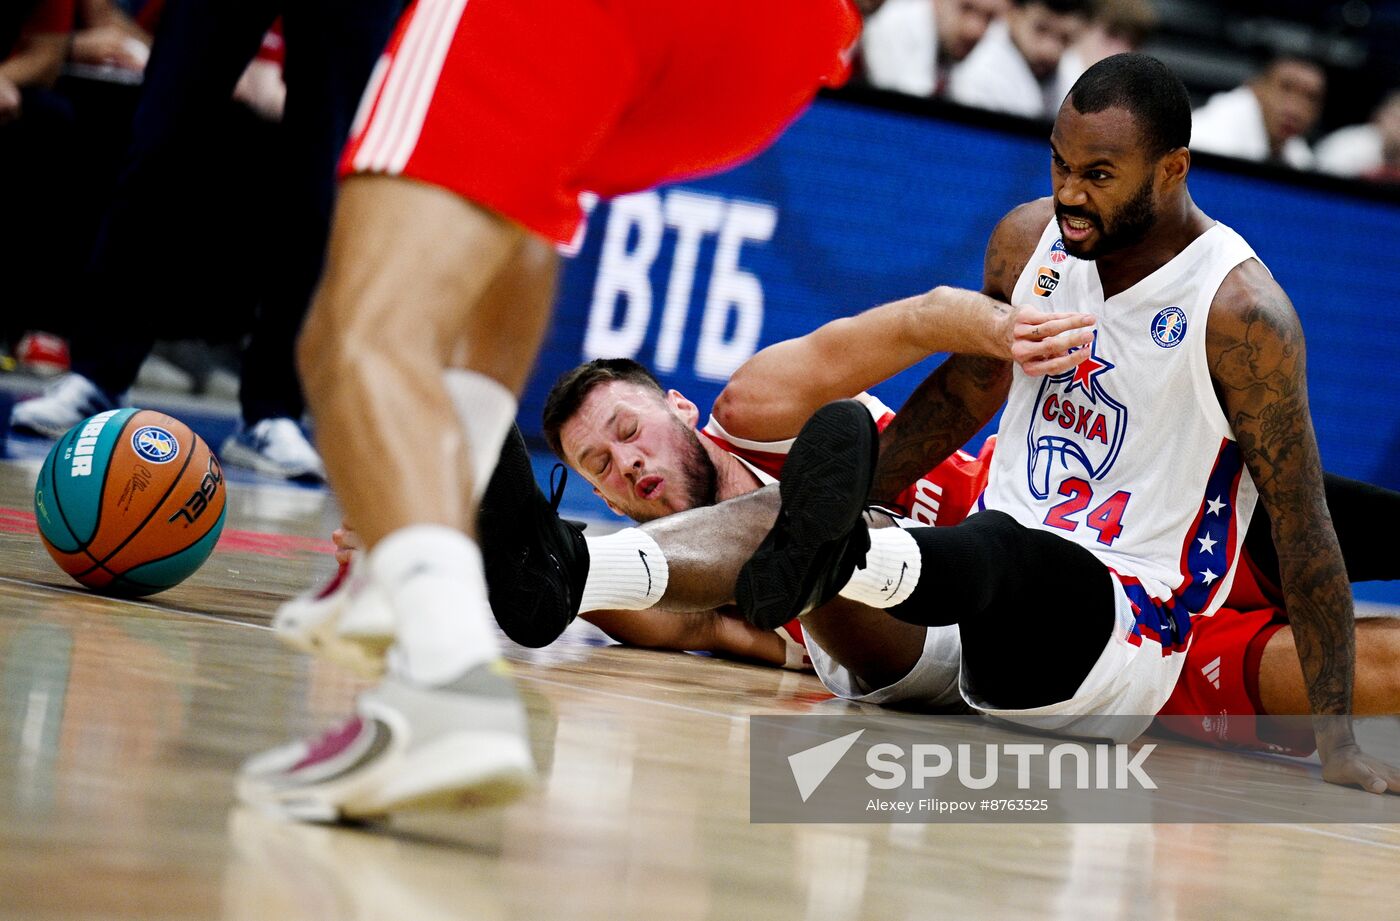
[[1201, 655, 1222, 690]]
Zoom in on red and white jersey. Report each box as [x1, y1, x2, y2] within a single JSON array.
[[983, 218, 1262, 650], [700, 392, 994, 528]]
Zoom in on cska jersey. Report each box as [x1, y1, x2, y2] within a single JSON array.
[[981, 218, 1263, 651]]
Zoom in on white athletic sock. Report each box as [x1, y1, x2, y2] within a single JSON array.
[[578, 527, 670, 612], [836, 526, 923, 608], [372, 525, 501, 686], [444, 369, 517, 502]]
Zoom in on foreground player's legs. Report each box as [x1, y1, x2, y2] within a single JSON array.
[[301, 176, 535, 541], [239, 177, 546, 820]]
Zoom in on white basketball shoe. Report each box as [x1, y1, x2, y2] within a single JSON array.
[[273, 558, 395, 678], [237, 662, 536, 822]]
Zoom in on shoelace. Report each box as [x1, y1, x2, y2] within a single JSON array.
[[549, 464, 588, 532]]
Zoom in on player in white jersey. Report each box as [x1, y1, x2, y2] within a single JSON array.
[[735, 53, 1400, 792]]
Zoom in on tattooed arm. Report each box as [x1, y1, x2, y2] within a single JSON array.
[[1209, 262, 1400, 793], [872, 199, 1093, 503]]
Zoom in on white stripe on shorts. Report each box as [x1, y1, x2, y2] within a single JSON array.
[[353, 0, 470, 173]]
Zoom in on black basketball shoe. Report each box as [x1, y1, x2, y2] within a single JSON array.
[[479, 425, 590, 647], [736, 400, 878, 630]]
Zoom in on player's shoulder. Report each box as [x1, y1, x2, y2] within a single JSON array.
[[1210, 257, 1296, 329], [1207, 257, 1303, 360], [983, 198, 1054, 299]]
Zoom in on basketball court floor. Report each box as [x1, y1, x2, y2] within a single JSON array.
[[2, 385, 1400, 920]]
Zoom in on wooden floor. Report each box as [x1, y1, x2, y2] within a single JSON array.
[[3, 454, 1400, 921]]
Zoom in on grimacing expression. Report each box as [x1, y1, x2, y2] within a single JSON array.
[[558, 380, 718, 523], [937, 0, 1010, 62], [1050, 104, 1165, 260]]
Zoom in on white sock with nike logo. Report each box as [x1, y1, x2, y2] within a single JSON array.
[[579, 528, 670, 612], [836, 526, 922, 608]]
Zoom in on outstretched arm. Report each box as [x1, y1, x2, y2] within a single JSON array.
[[713, 271, 1093, 442], [1209, 262, 1400, 793]]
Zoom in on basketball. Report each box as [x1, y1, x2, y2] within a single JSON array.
[[33, 408, 227, 596]]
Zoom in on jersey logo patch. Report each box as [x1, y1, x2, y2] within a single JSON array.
[[1026, 331, 1127, 499], [1049, 239, 1068, 264], [1033, 266, 1060, 297], [1151, 306, 1187, 349]]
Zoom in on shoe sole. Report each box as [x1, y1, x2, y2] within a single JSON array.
[[735, 401, 878, 630], [238, 732, 536, 823], [480, 426, 582, 648]]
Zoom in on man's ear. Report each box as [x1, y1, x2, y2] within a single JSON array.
[[594, 485, 627, 518], [1160, 146, 1190, 190], [667, 389, 701, 427]]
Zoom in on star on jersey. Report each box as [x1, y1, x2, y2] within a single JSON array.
[[1063, 331, 1115, 401], [1206, 496, 1227, 516], [1197, 533, 1217, 555], [1200, 568, 1219, 585]]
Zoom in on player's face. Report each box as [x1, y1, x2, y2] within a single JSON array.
[[1007, 2, 1087, 80], [559, 380, 718, 522], [936, 0, 1009, 62], [1049, 104, 1161, 260]]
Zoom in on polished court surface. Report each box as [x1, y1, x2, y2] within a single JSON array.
[[3, 450, 1400, 921]]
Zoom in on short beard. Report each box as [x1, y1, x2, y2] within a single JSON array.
[[677, 422, 719, 511], [1056, 174, 1158, 260]]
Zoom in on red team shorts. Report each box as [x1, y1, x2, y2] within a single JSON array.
[[340, 0, 862, 243]]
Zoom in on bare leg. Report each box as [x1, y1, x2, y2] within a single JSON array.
[[633, 486, 782, 612], [1259, 618, 1400, 714], [298, 176, 538, 546], [628, 497, 927, 687]]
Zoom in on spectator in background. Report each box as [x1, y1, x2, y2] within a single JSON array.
[[858, 0, 1008, 98], [1315, 90, 1400, 181], [946, 0, 1092, 119], [1057, 0, 1157, 86], [1, 0, 78, 358], [1192, 55, 1325, 170], [11, 0, 404, 481]]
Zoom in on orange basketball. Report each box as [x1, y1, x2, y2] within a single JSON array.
[[34, 409, 228, 596]]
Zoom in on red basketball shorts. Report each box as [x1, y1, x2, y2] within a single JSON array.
[[1156, 606, 1315, 757], [341, 0, 862, 243]]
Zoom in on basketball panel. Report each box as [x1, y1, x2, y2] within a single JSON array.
[[114, 506, 227, 595], [50, 408, 142, 548], [35, 432, 82, 553], [98, 443, 227, 578], [86, 412, 201, 564]]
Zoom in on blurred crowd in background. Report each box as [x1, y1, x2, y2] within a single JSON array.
[[1, 0, 1398, 479]]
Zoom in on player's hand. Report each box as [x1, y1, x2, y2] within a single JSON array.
[[331, 521, 364, 566], [1319, 741, 1400, 795], [1007, 306, 1096, 377]]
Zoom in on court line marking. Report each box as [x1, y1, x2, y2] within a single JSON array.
[[8, 574, 1400, 848], [0, 574, 274, 632]]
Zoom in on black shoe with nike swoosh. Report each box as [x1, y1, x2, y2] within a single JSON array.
[[736, 400, 876, 630], [479, 425, 590, 648]]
